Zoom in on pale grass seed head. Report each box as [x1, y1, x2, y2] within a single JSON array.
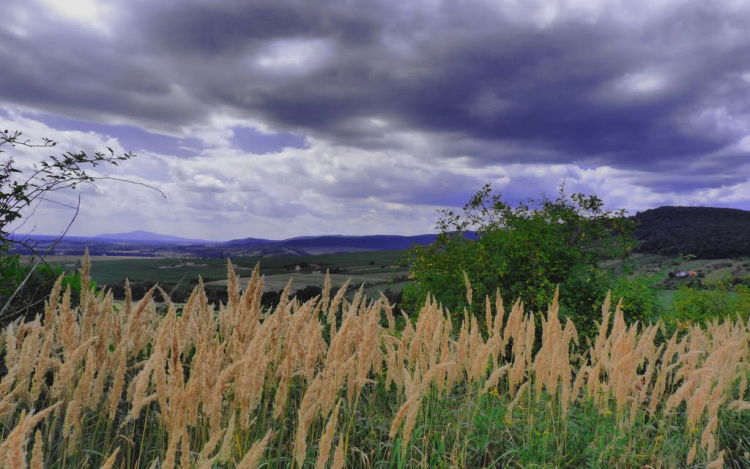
[[236, 429, 275, 469], [463, 271, 472, 306], [30, 429, 43, 469], [332, 438, 346, 469], [316, 401, 341, 469], [99, 447, 121, 469]]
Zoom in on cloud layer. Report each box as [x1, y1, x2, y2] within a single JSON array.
[[2, 0, 750, 239]]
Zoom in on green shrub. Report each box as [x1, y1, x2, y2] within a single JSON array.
[[667, 281, 750, 325], [405, 184, 635, 337]]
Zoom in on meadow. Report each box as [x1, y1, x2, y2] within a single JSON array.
[[44, 251, 410, 297], [1, 252, 749, 468]]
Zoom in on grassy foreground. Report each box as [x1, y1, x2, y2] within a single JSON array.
[[1, 253, 749, 468]]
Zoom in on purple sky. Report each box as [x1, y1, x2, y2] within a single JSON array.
[[2, 0, 750, 241]]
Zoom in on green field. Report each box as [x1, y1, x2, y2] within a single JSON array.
[[44, 251, 750, 308], [45, 250, 412, 294]]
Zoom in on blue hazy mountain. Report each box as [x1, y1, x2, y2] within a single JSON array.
[[93, 230, 212, 244]]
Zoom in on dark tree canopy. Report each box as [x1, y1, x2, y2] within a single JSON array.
[[633, 206, 750, 259]]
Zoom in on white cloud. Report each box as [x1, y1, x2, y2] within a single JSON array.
[[254, 38, 334, 75], [34, 0, 113, 34]]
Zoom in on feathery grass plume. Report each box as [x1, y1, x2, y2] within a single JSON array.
[[493, 288, 505, 340], [345, 284, 365, 320], [238, 338, 269, 425], [79, 248, 92, 306], [383, 338, 399, 389], [99, 447, 121, 469], [6, 252, 750, 467], [179, 433, 193, 469], [701, 415, 719, 454], [390, 393, 420, 439], [592, 292, 613, 358], [218, 413, 237, 463], [294, 403, 319, 468], [272, 353, 294, 420], [30, 429, 43, 469], [630, 361, 657, 426], [316, 401, 341, 469], [507, 381, 529, 415], [57, 285, 80, 361], [685, 381, 712, 430], [485, 295, 493, 337], [236, 429, 275, 469], [524, 313, 535, 366], [0, 391, 20, 420], [331, 438, 346, 469], [0, 404, 60, 466], [705, 450, 725, 469], [162, 430, 182, 469], [322, 269, 332, 311], [63, 349, 97, 447], [508, 315, 530, 395], [328, 279, 350, 332], [380, 291, 396, 331], [422, 362, 457, 394], [470, 336, 498, 384], [467, 315, 479, 376], [664, 377, 697, 419], [196, 429, 226, 469], [51, 335, 97, 402], [126, 354, 155, 424], [13, 319, 43, 405], [1, 410, 28, 469], [463, 271, 472, 307], [4, 323, 18, 377], [400, 395, 422, 458], [107, 345, 128, 420], [43, 274, 65, 329], [686, 441, 698, 465], [207, 359, 246, 433], [481, 363, 510, 394], [612, 352, 639, 417], [728, 400, 750, 411]]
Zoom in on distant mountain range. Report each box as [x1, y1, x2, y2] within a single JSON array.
[[13, 230, 447, 257], [14, 206, 750, 259], [93, 230, 213, 244]]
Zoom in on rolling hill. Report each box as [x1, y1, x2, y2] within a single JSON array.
[[633, 206, 750, 258]]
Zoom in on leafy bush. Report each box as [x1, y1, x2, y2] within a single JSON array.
[[405, 184, 635, 337], [0, 251, 96, 325], [607, 274, 664, 324], [668, 281, 750, 325]]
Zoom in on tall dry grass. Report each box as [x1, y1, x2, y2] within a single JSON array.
[[0, 251, 748, 467]]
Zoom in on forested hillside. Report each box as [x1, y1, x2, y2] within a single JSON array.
[[634, 206, 750, 258]]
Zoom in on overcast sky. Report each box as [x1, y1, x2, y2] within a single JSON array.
[[2, 0, 750, 240]]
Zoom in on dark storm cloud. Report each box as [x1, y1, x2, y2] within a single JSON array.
[[127, 0, 750, 170], [2, 0, 750, 190]]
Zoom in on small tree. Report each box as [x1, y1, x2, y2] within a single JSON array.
[[0, 130, 160, 324], [403, 183, 636, 336]]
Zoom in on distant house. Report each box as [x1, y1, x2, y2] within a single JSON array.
[[677, 271, 688, 277], [295, 265, 302, 272], [689, 271, 698, 276]]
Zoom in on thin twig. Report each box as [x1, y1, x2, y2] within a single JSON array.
[[95, 177, 166, 198]]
